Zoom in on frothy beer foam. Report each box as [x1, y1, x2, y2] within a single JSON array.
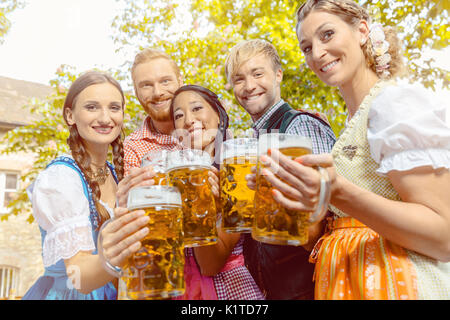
[[128, 186, 182, 210], [166, 149, 212, 172], [257, 133, 312, 156], [220, 138, 258, 164]]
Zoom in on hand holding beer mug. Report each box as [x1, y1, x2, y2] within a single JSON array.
[[100, 186, 185, 299], [253, 133, 330, 246], [167, 149, 218, 247], [141, 150, 169, 185], [220, 138, 257, 233]]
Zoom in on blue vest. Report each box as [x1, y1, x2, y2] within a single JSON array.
[[23, 156, 118, 300]]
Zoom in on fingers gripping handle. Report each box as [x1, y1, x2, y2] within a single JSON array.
[[309, 167, 331, 223], [98, 219, 123, 278]]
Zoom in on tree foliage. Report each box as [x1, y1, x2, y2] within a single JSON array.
[[2, 0, 448, 220], [0, 0, 25, 44]]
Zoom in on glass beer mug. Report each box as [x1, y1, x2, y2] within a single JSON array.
[[219, 138, 258, 233], [141, 150, 169, 185], [253, 133, 330, 246], [167, 149, 218, 247], [121, 185, 185, 299]]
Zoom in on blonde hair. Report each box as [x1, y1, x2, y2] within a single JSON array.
[[295, 0, 405, 79], [224, 39, 282, 84], [131, 48, 182, 86]]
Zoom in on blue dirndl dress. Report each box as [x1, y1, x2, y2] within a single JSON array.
[[22, 156, 118, 300]]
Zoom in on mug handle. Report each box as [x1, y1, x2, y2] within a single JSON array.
[[98, 219, 123, 278], [309, 166, 331, 223]]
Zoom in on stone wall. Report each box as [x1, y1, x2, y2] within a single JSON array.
[[0, 213, 43, 297]]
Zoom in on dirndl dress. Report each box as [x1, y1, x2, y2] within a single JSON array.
[[22, 156, 118, 300], [176, 235, 265, 300], [311, 81, 450, 299]]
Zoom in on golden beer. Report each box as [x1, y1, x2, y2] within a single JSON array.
[[167, 150, 217, 247], [220, 138, 258, 233], [253, 134, 313, 246], [122, 186, 184, 299], [141, 150, 169, 186]]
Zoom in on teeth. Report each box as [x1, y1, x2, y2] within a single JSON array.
[[94, 127, 112, 133], [321, 60, 338, 72], [246, 94, 261, 101]]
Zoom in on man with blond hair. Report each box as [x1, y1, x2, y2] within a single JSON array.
[[224, 39, 336, 300]]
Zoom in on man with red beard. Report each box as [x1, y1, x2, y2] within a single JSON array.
[[123, 48, 184, 175]]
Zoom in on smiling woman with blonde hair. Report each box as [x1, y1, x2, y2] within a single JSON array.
[[253, 0, 450, 299]]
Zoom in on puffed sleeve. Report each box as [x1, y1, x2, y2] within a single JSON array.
[[367, 82, 450, 175], [32, 164, 95, 267]]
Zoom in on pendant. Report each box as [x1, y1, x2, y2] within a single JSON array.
[[342, 145, 357, 161]]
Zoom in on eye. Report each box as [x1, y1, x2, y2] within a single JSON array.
[[85, 103, 98, 111], [322, 29, 334, 41], [233, 77, 243, 85], [302, 45, 312, 54], [174, 113, 183, 120], [254, 72, 263, 78], [192, 105, 203, 112], [110, 104, 122, 112]]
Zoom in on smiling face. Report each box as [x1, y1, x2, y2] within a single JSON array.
[[172, 90, 220, 150], [133, 57, 182, 122], [65, 82, 124, 153], [231, 54, 283, 122], [297, 10, 369, 88]]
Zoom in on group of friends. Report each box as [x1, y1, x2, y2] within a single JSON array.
[[22, 0, 449, 300]]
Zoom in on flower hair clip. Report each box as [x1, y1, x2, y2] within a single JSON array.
[[369, 23, 391, 78]]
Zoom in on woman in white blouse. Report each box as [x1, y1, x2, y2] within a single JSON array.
[[23, 71, 126, 300], [251, 0, 450, 299]]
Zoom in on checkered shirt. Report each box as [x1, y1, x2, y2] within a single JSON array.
[[253, 99, 336, 154], [123, 116, 182, 176]]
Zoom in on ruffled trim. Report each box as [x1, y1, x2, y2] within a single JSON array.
[[377, 148, 450, 175], [42, 218, 95, 267]]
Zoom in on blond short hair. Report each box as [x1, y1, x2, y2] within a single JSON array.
[[131, 48, 182, 83], [224, 39, 282, 84]]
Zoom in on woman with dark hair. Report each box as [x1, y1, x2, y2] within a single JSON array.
[[170, 84, 264, 300], [22, 71, 125, 300]]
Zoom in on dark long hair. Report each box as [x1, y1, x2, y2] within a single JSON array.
[[170, 84, 230, 168], [62, 70, 125, 224]]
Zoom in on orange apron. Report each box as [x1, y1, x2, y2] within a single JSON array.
[[310, 217, 418, 300]]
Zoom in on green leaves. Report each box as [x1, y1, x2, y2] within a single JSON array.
[[2, 0, 448, 221], [0, 0, 25, 43]]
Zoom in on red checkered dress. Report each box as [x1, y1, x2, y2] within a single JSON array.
[[123, 117, 182, 175], [185, 236, 265, 300]]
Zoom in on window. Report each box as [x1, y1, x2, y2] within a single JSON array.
[[0, 172, 19, 214], [0, 266, 20, 299]]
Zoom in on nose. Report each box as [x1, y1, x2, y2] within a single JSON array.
[[153, 83, 163, 98], [98, 107, 112, 124], [312, 41, 327, 61], [243, 77, 256, 93], [184, 111, 195, 128]]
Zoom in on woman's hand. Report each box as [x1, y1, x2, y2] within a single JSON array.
[[116, 166, 156, 207], [99, 207, 150, 269], [256, 149, 336, 212], [245, 166, 257, 191]]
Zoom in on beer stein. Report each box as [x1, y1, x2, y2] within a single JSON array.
[[141, 150, 169, 185], [253, 133, 330, 246], [219, 138, 258, 233], [121, 186, 184, 299], [167, 149, 218, 247]]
